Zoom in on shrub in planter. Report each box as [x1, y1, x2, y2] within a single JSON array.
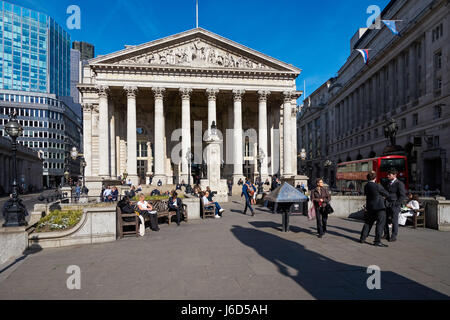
[[36, 209, 83, 233]]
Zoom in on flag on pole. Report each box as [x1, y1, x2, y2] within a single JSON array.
[[356, 49, 370, 65], [381, 20, 401, 36]]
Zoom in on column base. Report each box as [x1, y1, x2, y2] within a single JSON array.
[[151, 175, 167, 186], [127, 175, 139, 186], [232, 174, 245, 185]]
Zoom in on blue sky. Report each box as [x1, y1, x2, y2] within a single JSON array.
[[12, 0, 390, 100]]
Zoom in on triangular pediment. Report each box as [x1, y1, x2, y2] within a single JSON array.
[[90, 28, 301, 74]]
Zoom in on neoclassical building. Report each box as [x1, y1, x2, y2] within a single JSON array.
[[78, 28, 302, 193]]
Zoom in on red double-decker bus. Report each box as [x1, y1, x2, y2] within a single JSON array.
[[336, 155, 409, 194]]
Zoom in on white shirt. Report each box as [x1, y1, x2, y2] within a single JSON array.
[[390, 178, 397, 185], [202, 196, 210, 206], [103, 189, 112, 197], [137, 200, 150, 210], [407, 200, 420, 211]]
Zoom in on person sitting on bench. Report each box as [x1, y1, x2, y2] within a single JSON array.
[[168, 191, 183, 226], [137, 193, 159, 231], [202, 191, 224, 219]]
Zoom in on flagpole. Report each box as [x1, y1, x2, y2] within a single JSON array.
[[196, 0, 198, 28]]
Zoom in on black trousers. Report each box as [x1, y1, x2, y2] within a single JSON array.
[[384, 206, 400, 239], [169, 208, 182, 225], [360, 209, 386, 243], [315, 205, 328, 235], [141, 211, 159, 230]]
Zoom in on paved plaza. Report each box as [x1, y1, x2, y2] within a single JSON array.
[[0, 196, 449, 300]]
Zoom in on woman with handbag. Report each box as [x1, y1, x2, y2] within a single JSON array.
[[311, 178, 332, 238]]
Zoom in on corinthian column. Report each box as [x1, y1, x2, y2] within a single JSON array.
[[180, 87, 192, 182], [232, 89, 245, 184], [82, 103, 93, 177], [124, 86, 139, 185], [206, 88, 219, 133], [283, 91, 293, 178], [258, 90, 270, 180], [152, 87, 166, 185], [97, 85, 110, 178], [109, 99, 116, 179]]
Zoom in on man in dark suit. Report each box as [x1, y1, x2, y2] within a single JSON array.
[[168, 191, 183, 226], [383, 168, 407, 242], [360, 172, 390, 247]]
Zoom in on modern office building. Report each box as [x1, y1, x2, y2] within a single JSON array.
[[72, 41, 95, 61], [298, 0, 450, 198], [0, 0, 70, 96], [0, 1, 82, 189]]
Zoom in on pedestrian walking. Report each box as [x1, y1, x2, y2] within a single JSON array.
[[383, 168, 407, 242], [311, 178, 331, 238], [360, 172, 390, 247], [242, 177, 256, 216]]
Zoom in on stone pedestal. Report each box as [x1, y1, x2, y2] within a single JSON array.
[[85, 176, 104, 202], [200, 134, 228, 202], [0, 226, 28, 265], [183, 197, 200, 220], [61, 187, 72, 203]]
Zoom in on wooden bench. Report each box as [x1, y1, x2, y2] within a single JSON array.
[[200, 199, 216, 219], [116, 206, 139, 239], [407, 203, 426, 228], [132, 200, 188, 225]]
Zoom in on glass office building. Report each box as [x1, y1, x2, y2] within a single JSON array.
[[0, 0, 70, 97]]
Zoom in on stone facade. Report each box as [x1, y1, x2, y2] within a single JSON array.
[[79, 28, 302, 195], [298, 0, 450, 197], [0, 136, 43, 195]]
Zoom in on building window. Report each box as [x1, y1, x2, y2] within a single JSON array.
[[434, 105, 442, 119], [374, 129, 378, 138], [401, 118, 406, 130], [412, 113, 418, 126], [435, 77, 442, 91], [434, 136, 440, 148], [434, 51, 442, 69]]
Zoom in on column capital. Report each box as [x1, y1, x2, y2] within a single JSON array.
[[152, 87, 166, 99], [206, 88, 219, 101], [124, 85, 138, 98], [179, 87, 193, 100], [283, 91, 294, 103], [232, 89, 245, 102], [96, 85, 110, 98], [81, 103, 93, 112], [258, 90, 271, 102]]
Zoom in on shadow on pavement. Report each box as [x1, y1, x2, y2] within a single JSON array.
[[231, 225, 449, 299], [0, 244, 42, 275]]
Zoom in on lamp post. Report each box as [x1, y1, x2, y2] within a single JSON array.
[[186, 148, 193, 194], [70, 146, 87, 194], [298, 148, 307, 175], [257, 149, 265, 194], [324, 159, 332, 185], [3, 111, 27, 227]]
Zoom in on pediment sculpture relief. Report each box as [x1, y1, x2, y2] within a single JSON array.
[[115, 39, 274, 70]]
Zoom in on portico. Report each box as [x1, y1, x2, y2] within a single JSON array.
[[78, 28, 302, 195]]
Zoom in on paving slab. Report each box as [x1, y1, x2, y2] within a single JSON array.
[[0, 195, 449, 300]]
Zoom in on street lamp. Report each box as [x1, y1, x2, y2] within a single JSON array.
[[257, 149, 265, 194], [298, 148, 307, 175], [70, 146, 87, 194], [185, 148, 193, 194], [2, 111, 27, 227]]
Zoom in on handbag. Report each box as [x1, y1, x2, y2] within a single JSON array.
[[307, 205, 316, 220], [324, 203, 334, 214]]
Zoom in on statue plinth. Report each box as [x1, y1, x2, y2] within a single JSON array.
[[199, 133, 228, 202]]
